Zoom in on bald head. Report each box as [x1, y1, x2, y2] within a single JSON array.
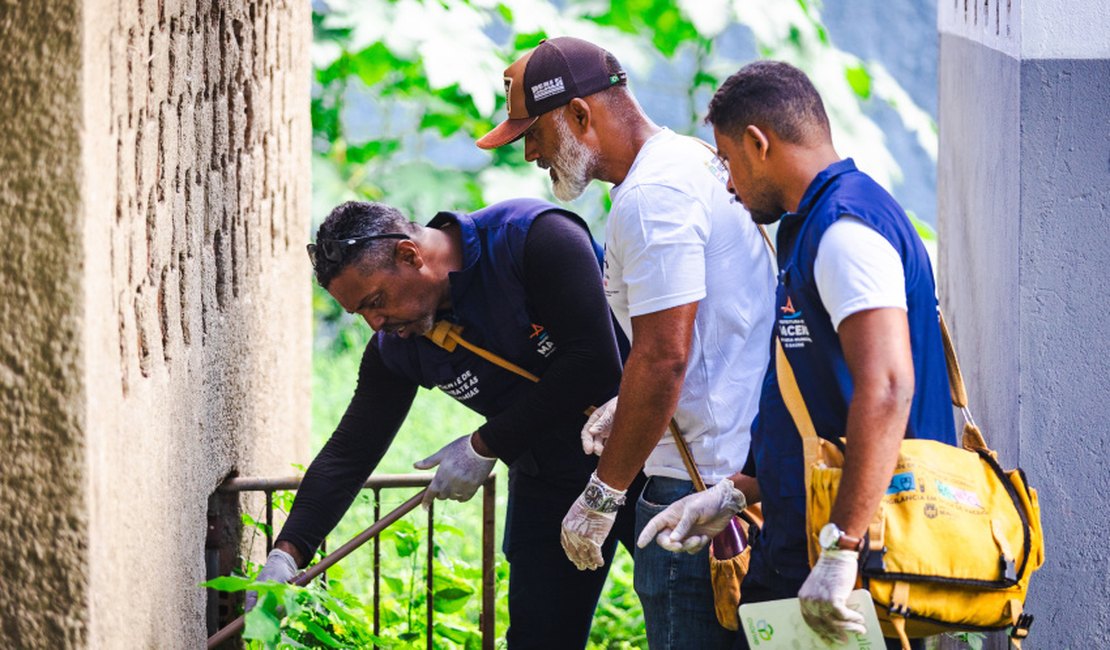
[[706, 61, 831, 146]]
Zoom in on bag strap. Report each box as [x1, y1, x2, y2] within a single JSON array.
[[425, 320, 621, 422], [938, 312, 990, 451], [688, 136, 776, 256], [424, 320, 540, 382], [669, 420, 708, 492], [775, 306, 988, 454]]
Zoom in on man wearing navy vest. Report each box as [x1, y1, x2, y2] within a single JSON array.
[[638, 62, 954, 649], [249, 198, 643, 649]]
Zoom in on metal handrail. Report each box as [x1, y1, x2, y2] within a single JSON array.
[[207, 473, 496, 649]]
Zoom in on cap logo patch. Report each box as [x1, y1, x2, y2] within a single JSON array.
[[531, 76, 566, 101], [504, 77, 514, 113]]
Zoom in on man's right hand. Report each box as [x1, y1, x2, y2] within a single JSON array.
[[245, 548, 299, 611], [636, 478, 746, 553], [581, 396, 617, 456]]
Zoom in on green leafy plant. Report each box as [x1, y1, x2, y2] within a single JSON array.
[[945, 631, 986, 650], [209, 482, 506, 649]]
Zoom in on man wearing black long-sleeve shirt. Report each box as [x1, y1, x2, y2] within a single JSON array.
[[254, 197, 642, 649]]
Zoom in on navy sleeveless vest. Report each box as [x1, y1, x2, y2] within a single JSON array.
[[373, 198, 613, 419], [748, 159, 957, 585]]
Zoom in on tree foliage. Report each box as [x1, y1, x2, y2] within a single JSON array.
[[310, 0, 936, 225]]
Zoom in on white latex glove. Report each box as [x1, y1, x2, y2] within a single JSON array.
[[560, 471, 626, 570], [798, 549, 867, 644], [636, 478, 747, 554], [245, 548, 298, 611], [580, 396, 617, 456], [414, 433, 496, 508]]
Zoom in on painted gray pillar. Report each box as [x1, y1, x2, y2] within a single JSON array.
[[938, 1, 1110, 647]]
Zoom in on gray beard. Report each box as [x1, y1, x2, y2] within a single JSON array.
[[550, 114, 597, 202]]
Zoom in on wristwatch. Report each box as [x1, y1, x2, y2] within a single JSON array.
[[818, 522, 864, 552], [582, 472, 626, 514]]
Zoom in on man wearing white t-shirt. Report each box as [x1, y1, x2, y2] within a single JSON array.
[[477, 37, 775, 647]]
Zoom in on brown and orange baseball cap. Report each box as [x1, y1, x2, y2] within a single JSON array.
[[476, 37, 627, 150]]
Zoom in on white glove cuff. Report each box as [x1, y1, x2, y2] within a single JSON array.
[[267, 547, 299, 573], [714, 478, 747, 514], [467, 432, 497, 461], [821, 548, 860, 562], [583, 471, 626, 513]]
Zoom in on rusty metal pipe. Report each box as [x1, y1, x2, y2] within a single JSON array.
[[373, 487, 382, 650], [205, 489, 427, 649], [219, 474, 433, 492], [481, 474, 496, 650], [426, 500, 434, 648]]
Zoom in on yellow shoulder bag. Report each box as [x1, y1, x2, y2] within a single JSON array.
[[775, 313, 1045, 649]]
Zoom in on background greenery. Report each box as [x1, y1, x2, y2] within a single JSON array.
[[218, 1, 943, 648]]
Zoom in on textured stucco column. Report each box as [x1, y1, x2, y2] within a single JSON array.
[[0, 1, 311, 647], [938, 1, 1110, 646], [0, 1, 87, 646]]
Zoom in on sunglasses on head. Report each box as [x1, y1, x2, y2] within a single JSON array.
[[306, 233, 410, 269]]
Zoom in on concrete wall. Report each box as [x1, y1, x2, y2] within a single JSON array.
[[0, 0, 311, 647], [0, 1, 88, 646], [939, 1, 1110, 646]]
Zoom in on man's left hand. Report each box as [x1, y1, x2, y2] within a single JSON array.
[[414, 433, 496, 508], [798, 549, 867, 643], [560, 472, 626, 570]]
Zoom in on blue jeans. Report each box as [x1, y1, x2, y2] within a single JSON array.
[[634, 476, 735, 650]]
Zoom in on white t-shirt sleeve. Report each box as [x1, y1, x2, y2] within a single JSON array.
[[613, 185, 709, 317], [814, 216, 907, 331]]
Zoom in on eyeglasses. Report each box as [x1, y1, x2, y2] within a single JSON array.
[[306, 234, 410, 269]]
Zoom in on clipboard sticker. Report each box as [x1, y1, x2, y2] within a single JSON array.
[[738, 589, 887, 648]]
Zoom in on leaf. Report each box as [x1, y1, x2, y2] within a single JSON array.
[[788, 25, 803, 48], [390, 526, 421, 558], [431, 522, 467, 538], [513, 31, 548, 51], [280, 588, 305, 620], [301, 620, 344, 648], [433, 621, 476, 644], [344, 139, 401, 164], [383, 575, 406, 594], [275, 633, 311, 649], [420, 111, 468, 138], [201, 575, 255, 592], [243, 595, 282, 645], [815, 23, 830, 44], [433, 585, 474, 613], [693, 70, 718, 89], [241, 513, 272, 536], [907, 211, 937, 243], [845, 64, 873, 100], [349, 42, 399, 87]]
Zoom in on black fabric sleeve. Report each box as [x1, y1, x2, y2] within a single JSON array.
[[742, 436, 757, 477], [276, 340, 417, 564], [476, 212, 623, 462]]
